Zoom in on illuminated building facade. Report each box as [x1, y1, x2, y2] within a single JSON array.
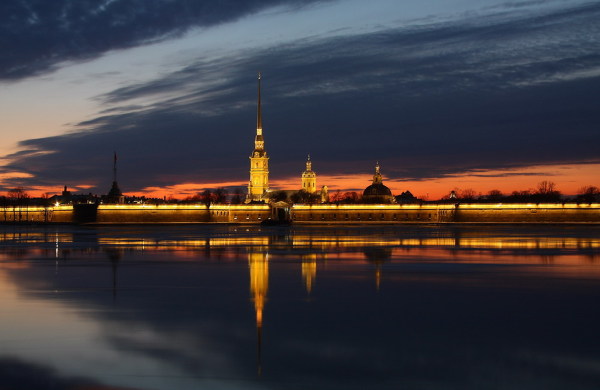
[[301, 155, 317, 193], [362, 162, 395, 204], [247, 73, 269, 202]]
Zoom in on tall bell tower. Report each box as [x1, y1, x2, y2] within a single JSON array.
[[301, 154, 317, 193], [247, 73, 269, 202]]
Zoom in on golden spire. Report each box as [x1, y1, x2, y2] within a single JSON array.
[[247, 72, 269, 202], [373, 162, 383, 184], [253, 72, 265, 153], [257, 72, 262, 130], [306, 154, 312, 171]]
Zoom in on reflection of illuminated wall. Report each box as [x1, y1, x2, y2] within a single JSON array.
[[290, 234, 600, 250]]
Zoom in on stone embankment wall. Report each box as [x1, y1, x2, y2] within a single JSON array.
[[210, 204, 272, 223], [1, 203, 598, 224], [291, 204, 456, 223], [453, 203, 600, 223], [0, 205, 73, 223], [291, 203, 600, 223], [95, 204, 210, 223]]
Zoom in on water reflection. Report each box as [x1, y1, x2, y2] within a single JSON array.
[[249, 251, 268, 375], [1, 225, 599, 262], [301, 254, 318, 294], [1, 225, 600, 389]]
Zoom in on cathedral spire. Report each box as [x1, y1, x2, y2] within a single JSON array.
[[373, 162, 383, 184], [253, 72, 265, 152], [257, 72, 262, 131], [248, 73, 269, 202]]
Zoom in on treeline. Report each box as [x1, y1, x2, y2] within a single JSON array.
[[446, 181, 600, 203], [3, 181, 599, 206]]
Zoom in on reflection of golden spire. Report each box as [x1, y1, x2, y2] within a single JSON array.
[[301, 254, 317, 294], [375, 265, 381, 291], [248, 251, 268, 375], [249, 251, 268, 326]]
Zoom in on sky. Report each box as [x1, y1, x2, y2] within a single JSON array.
[[0, 0, 599, 200]]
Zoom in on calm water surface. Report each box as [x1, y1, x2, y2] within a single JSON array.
[[0, 224, 599, 389]]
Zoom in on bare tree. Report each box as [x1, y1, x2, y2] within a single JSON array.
[[331, 190, 344, 204], [342, 192, 360, 203], [230, 188, 244, 204], [269, 190, 288, 203], [537, 180, 556, 195], [577, 186, 600, 203], [536, 180, 561, 201], [459, 188, 477, 200], [213, 188, 229, 203], [487, 189, 503, 200], [200, 189, 213, 205]]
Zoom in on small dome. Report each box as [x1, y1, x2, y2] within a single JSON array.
[[363, 183, 392, 197], [362, 162, 395, 203]]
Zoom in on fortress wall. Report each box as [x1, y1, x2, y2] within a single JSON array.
[[50, 206, 75, 223], [291, 203, 600, 223], [2, 203, 598, 224], [211, 204, 272, 223], [95, 204, 210, 223], [454, 203, 600, 223], [0, 207, 53, 222], [291, 204, 456, 223]]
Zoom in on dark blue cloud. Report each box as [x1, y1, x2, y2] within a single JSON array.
[[0, 0, 329, 81], [2, 2, 599, 193]]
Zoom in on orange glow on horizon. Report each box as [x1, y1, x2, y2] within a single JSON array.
[[271, 162, 600, 200], [5, 162, 598, 200]]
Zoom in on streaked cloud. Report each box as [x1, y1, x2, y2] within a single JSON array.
[[0, 0, 330, 81], [1, 0, 598, 197]]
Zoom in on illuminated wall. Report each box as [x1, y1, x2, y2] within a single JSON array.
[[0, 206, 72, 223], [1, 203, 598, 224], [453, 203, 600, 223], [290, 203, 600, 223], [291, 204, 456, 223], [210, 204, 272, 223], [96, 204, 210, 223]]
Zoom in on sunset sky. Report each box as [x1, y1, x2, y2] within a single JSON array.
[[1, 0, 598, 199]]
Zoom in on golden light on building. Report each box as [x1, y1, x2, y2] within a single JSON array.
[[247, 73, 269, 202], [301, 155, 317, 193]]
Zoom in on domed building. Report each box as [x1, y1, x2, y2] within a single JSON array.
[[363, 163, 395, 204], [301, 155, 317, 193]]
